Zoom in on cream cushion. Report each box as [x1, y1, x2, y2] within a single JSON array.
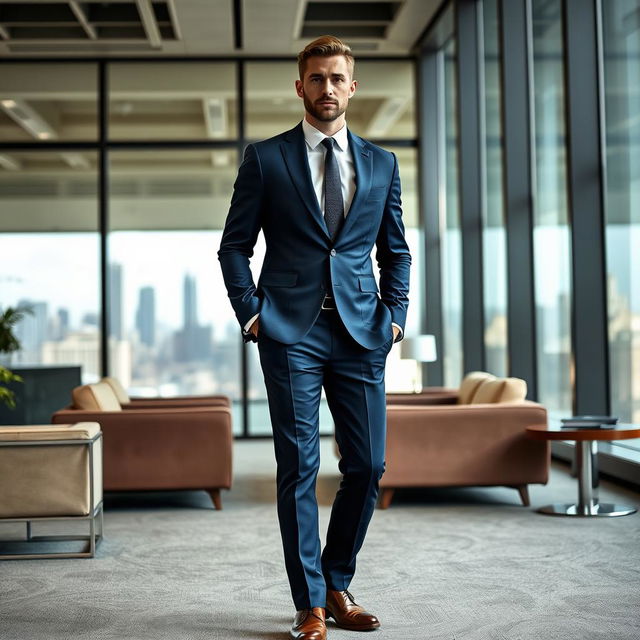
[[101, 376, 130, 404], [0, 423, 103, 518], [0, 422, 100, 441], [458, 371, 495, 404], [72, 381, 122, 411], [472, 377, 527, 404]]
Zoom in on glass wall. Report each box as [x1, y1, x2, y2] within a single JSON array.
[[602, 0, 640, 430], [378, 146, 420, 393], [531, 0, 573, 415], [414, 0, 639, 477], [107, 149, 240, 431], [480, 0, 508, 377], [108, 63, 237, 140], [245, 62, 301, 140], [246, 58, 419, 431], [245, 59, 419, 431], [0, 63, 98, 142], [245, 60, 415, 141], [0, 55, 418, 436], [0, 151, 100, 382]]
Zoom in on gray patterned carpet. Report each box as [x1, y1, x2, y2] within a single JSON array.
[[1, 438, 639, 640]]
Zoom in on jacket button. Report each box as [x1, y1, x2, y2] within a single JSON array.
[[330, 249, 337, 257]]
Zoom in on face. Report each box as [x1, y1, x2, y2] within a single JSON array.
[[295, 55, 357, 125]]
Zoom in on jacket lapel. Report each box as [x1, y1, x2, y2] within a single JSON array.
[[280, 122, 330, 240], [337, 129, 372, 243]]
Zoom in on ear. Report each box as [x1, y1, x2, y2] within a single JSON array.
[[295, 79, 304, 99], [348, 79, 357, 99]]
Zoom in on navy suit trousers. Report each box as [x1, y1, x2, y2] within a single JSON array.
[[257, 309, 392, 609]]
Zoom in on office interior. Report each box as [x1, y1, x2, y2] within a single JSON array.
[[0, 1, 639, 639]]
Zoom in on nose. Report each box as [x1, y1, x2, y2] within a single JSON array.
[[322, 79, 334, 95]]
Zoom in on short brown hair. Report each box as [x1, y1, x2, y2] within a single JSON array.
[[297, 35, 355, 80]]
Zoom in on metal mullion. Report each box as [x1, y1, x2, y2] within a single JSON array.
[[99, 60, 109, 378], [562, 0, 609, 415], [236, 59, 250, 439], [418, 48, 444, 386], [106, 139, 240, 149], [0, 140, 241, 152], [0, 55, 416, 66], [454, 0, 486, 375], [498, 0, 537, 399]]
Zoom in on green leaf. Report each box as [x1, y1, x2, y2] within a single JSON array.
[[0, 305, 34, 354], [0, 386, 16, 409]]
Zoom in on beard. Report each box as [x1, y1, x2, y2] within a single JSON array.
[[303, 93, 346, 122]]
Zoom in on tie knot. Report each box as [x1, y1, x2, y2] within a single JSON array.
[[321, 137, 335, 151]]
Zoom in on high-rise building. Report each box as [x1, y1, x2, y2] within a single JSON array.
[[109, 262, 124, 340], [183, 273, 198, 328], [136, 286, 156, 347], [175, 274, 211, 362], [56, 308, 70, 340], [81, 312, 100, 328], [14, 300, 48, 365]]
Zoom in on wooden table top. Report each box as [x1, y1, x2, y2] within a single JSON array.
[[526, 424, 640, 441]]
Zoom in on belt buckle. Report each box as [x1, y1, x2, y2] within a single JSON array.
[[321, 295, 335, 310]]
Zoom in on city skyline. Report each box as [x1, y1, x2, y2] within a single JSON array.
[[1, 225, 637, 329], [0, 225, 637, 422]]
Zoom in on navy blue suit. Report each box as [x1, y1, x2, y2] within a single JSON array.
[[218, 122, 410, 609]]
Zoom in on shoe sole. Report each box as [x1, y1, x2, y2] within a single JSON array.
[[325, 611, 380, 631]]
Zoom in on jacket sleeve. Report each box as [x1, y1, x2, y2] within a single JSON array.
[[375, 151, 411, 339], [217, 143, 264, 331]]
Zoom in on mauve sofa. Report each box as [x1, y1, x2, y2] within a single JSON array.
[[52, 381, 232, 509], [378, 372, 550, 508]]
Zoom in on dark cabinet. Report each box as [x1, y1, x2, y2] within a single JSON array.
[[0, 366, 82, 425]]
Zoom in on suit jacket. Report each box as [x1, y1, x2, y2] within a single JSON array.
[[218, 121, 411, 351]]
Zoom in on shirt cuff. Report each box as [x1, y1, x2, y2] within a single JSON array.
[[244, 313, 260, 333], [391, 322, 403, 342]]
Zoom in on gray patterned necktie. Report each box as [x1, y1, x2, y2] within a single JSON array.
[[321, 137, 344, 241]]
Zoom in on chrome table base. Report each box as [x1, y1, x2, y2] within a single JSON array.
[[538, 503, 636, 517], [538, 440, 637, 517]]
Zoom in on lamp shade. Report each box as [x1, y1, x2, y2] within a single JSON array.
[[399, 334, 437, 362]]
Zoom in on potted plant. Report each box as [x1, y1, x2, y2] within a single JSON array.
[[0, 305, 33, 409]]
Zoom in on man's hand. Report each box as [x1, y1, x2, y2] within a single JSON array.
[[249, 318, 259, 337], [392, 325, 400, 341]]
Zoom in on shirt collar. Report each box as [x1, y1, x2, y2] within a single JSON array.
[[302, 118, 349, 152]]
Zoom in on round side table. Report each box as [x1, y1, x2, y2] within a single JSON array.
[[526, 424, 640, 517]]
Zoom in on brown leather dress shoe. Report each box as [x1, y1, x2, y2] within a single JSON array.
[[325, 589, 380, 631], [290, 607, 327, 640]]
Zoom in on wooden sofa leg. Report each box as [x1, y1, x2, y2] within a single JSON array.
[[378, 488, 395, 509], [513, 485, 530, 507], [207, 488, 222, 510]]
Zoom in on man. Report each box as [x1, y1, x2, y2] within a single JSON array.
[[218, 35, 411, 640]]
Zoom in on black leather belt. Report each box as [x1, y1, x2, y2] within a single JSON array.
[[321, 295, 337, 310]]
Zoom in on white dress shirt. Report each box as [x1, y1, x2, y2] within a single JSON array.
[[302, 118, 356, 217], [245, 118, 402, 340]]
